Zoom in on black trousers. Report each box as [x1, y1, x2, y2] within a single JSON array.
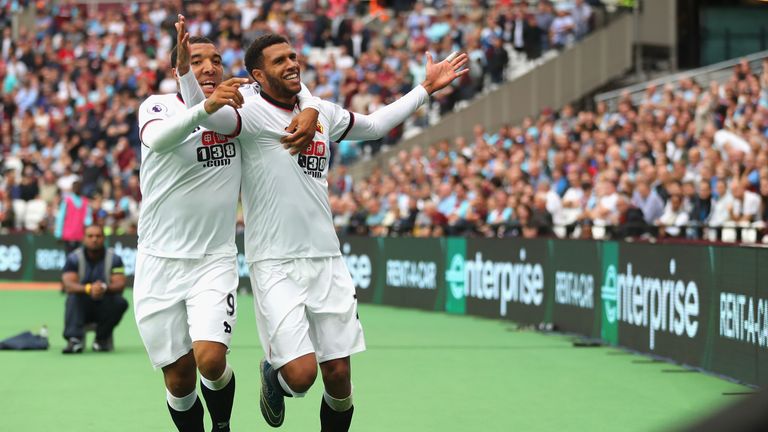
[[63, 293, 128, 341]]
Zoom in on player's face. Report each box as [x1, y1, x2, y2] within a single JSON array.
[[189, 43, 224, 97], [258, 43, 302, 98]]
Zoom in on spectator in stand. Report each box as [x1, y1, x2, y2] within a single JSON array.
[[523, 14, 544, 60], [485, 36, 509, 84], [536, 0, 555, 51], [571, 0, 593, 40], [709, 180, 732, 227], [587, 177, 619, 226], [631, 178, 664, 225], [615, 195, 647, 238], [656, 182, 690, 238], [690, 180, 714, 225], [531, 192, 553, 236], [728, 180, 761, 223], [549, 7, 575, 50]]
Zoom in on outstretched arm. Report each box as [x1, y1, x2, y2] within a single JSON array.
[[342, 52, 468, 141]]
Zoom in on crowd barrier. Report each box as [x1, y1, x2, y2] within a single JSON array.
[[1, 233, 765, 386]]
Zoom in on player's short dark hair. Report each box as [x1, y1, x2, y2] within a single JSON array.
[[244, 34, 289, 78], [170, 36, 216, 69]]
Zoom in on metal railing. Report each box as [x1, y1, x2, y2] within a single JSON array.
[[594, 49, 768, 110]]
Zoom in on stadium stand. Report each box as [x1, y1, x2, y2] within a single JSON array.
[[327, 55, 768, 243], [0, 0, 602, 237]]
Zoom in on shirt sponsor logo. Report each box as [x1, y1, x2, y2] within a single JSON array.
[[197, 131, 237, 168], [298, 140, 327, 179]]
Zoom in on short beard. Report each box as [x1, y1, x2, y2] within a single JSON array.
[[264, 72, 299, 100]]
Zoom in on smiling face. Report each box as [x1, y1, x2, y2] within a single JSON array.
[[252, 42, 301, 100], [173, 42, 224, 97]]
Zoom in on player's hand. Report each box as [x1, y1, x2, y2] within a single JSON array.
[[282, 108, 319, 155], [421, 51, 469, 95], [204, 78, 248, 114], [174, 14, 191, 76]]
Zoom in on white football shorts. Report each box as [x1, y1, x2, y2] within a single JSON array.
[[134, 252, 239, 369], [249, 256, 366, 369]]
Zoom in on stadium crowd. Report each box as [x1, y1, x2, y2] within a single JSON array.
[[0, 0, 598, 239], [328, 58, 768, 242]]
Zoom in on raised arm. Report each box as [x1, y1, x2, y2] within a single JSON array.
[[343, 52, 468, 141]]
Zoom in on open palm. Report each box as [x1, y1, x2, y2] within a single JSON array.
[[422, 52, 469, 95], [174, 14, 191, 75]]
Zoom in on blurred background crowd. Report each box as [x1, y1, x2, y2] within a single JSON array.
[[329, 58, 768, 241], [5, 0, 766, 244], [0, 0, 599, 239]]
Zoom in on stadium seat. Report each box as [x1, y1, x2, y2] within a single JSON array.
[[553, 225, 567, 239], [23, 200, 47, 231], [571, 225, 582, 239], [721, 226, 737, 243], [741, 228, 758, 244], [592, 226, 606, 240]]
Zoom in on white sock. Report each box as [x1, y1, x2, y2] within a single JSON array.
[[278, 371, 306, 398], [323, 388, 353, 412], [166, 389, 198, 412], [201, 363, 233, 391]]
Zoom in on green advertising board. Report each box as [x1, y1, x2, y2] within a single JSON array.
[[381, 237, 444, 311], [444, 237, 466, 315], [600, 241, 619, 345], [2, 232, 765, 386], [551, 239, 600, 338]]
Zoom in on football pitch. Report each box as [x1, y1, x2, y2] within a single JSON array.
[[0, 289, 750, 431]]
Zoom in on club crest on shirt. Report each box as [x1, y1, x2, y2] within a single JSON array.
[[315, 122, 324, 134]]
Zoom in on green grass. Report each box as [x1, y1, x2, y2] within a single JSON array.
[[0, 290, 749, 431]]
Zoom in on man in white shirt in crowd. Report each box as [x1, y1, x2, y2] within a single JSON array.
[[656, 182, 690, 237], [728, 180, 761, 223]]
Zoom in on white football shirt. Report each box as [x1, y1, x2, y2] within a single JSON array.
[[238, 92, 353, 262], [137, 93, 242, 259]]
